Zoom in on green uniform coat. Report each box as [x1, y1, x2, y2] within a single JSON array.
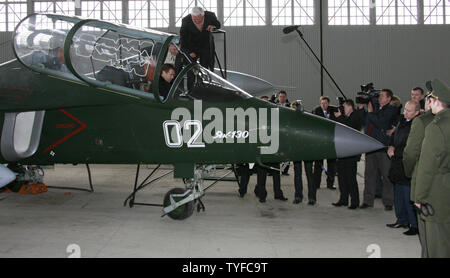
[[414, 108, 450, 223], [403, 110, 434, 201]]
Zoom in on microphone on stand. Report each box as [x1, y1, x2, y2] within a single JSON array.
[[282, 25, 300, 34]]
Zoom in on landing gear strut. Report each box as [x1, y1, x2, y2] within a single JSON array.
[[125, 164, 235, 220], [162, 167, 206, 220]]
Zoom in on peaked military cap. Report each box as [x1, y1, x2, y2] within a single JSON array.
[[427, 79, 450, 104]]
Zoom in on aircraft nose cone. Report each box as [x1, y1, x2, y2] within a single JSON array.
[[334, 123, 385, 158]]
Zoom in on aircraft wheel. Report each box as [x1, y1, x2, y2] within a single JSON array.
[[163, 188, 194, 220]]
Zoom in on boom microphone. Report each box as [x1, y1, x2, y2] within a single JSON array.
[[282, 25, 300, 34]]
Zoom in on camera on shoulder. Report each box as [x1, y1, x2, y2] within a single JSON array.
[[355, 82, 381, 107]]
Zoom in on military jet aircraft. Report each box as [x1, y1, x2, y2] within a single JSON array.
[[0, 14, 384, 219]]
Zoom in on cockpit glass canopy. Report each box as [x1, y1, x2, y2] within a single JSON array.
[[13, 14, 80, 74], [173, 65, 252, 102], [13, 14, 252, 103], [68, 20, 170, 90]]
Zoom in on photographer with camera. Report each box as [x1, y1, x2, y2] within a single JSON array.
[[332, 99, 362, 209], [312, 96, 337, 190], [356, 88, 398, 210]]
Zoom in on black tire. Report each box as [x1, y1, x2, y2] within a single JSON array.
[[163, 188, 194, 220]]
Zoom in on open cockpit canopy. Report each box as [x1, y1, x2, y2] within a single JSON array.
[[13, 14, 251, 103]]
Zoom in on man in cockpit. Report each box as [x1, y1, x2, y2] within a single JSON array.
[[180, 6, 221, 71], [159, 64, 176, 99]]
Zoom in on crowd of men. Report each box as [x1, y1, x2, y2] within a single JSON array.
[[237, 81, 449, 258], [173, 6, 449, 258]]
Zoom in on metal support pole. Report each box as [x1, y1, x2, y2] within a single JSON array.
[[295, 29, 347, 100]]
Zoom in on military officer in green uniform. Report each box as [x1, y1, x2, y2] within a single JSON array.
[[413, 78, 450, 258], [403, 85, 434, 257]]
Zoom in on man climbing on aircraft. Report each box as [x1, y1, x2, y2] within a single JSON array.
[[180, 6, 221, 71]]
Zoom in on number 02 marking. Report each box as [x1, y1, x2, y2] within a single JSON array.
[[163, 120, 205, 148]]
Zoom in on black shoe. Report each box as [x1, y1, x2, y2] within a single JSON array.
[[275, 195, 288, 201], [332, 202, 348, 207], [386, 221, 408, 229], [403, 227, 418, 236], [282, 172, 289, 176], [384, 205, 393, 211], [239, 192, 245, 198], [348, 205, 358, 209], [293, 198, 302, 204], [375, 194, 382, 199], [327, 185, 336, 190], [360, 203, 372, 209], [308, 200, 316, 206], [254, 188, 259, 198], [259, 198, 266, 203], [386, 222, 408, 228]]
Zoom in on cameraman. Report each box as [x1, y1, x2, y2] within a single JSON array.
[[332, 99, 362, 209], [357, 89, 398, 210]]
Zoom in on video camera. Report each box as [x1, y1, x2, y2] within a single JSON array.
[[328, 97, 345, 114], [270, 92, 277, 103], [355, 82, 381, 107]]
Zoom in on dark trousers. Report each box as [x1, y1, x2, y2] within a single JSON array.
[[375, 174, 383, 197], [197, 48, 214, 70], [255, 163, 283, 200], [313, 159, 336, 188], [363, 150, 394, 206], [337, 159, 360, 206], [293, 161, 316, 202], [237, 164, 250, 195], [394, 184, 418, 228]]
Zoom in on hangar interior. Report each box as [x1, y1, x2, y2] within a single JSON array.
[[0, 0, 449, 258]]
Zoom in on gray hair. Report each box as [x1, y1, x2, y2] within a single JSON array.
[[406, 100, 420, 112], [191, 6, 205, 16]]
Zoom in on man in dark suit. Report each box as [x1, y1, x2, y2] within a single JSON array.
[[275, 91, 291, 175], [180, 7, 221, 71], [312, 96, 337, 190], [332, 99, 362, 209]]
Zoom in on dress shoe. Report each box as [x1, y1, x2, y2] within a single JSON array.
[[259, 198, 266, 203], [384, 205, 393, 211], [386, 222, 408, 228], [332, 202, 348, 207], [359, 203, 373, 209], [275, 195, 288, 201], [348, 205, 358, 209], [308, 200, 316, 206], [239, 192, 245, 198], [254, 188, 260, 198], [282, 172, 290, 176], [327, 185, 336, 190], [403, 227, 418, 236]]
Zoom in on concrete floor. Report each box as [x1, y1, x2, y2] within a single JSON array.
[[0, 161, 421, 258]]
